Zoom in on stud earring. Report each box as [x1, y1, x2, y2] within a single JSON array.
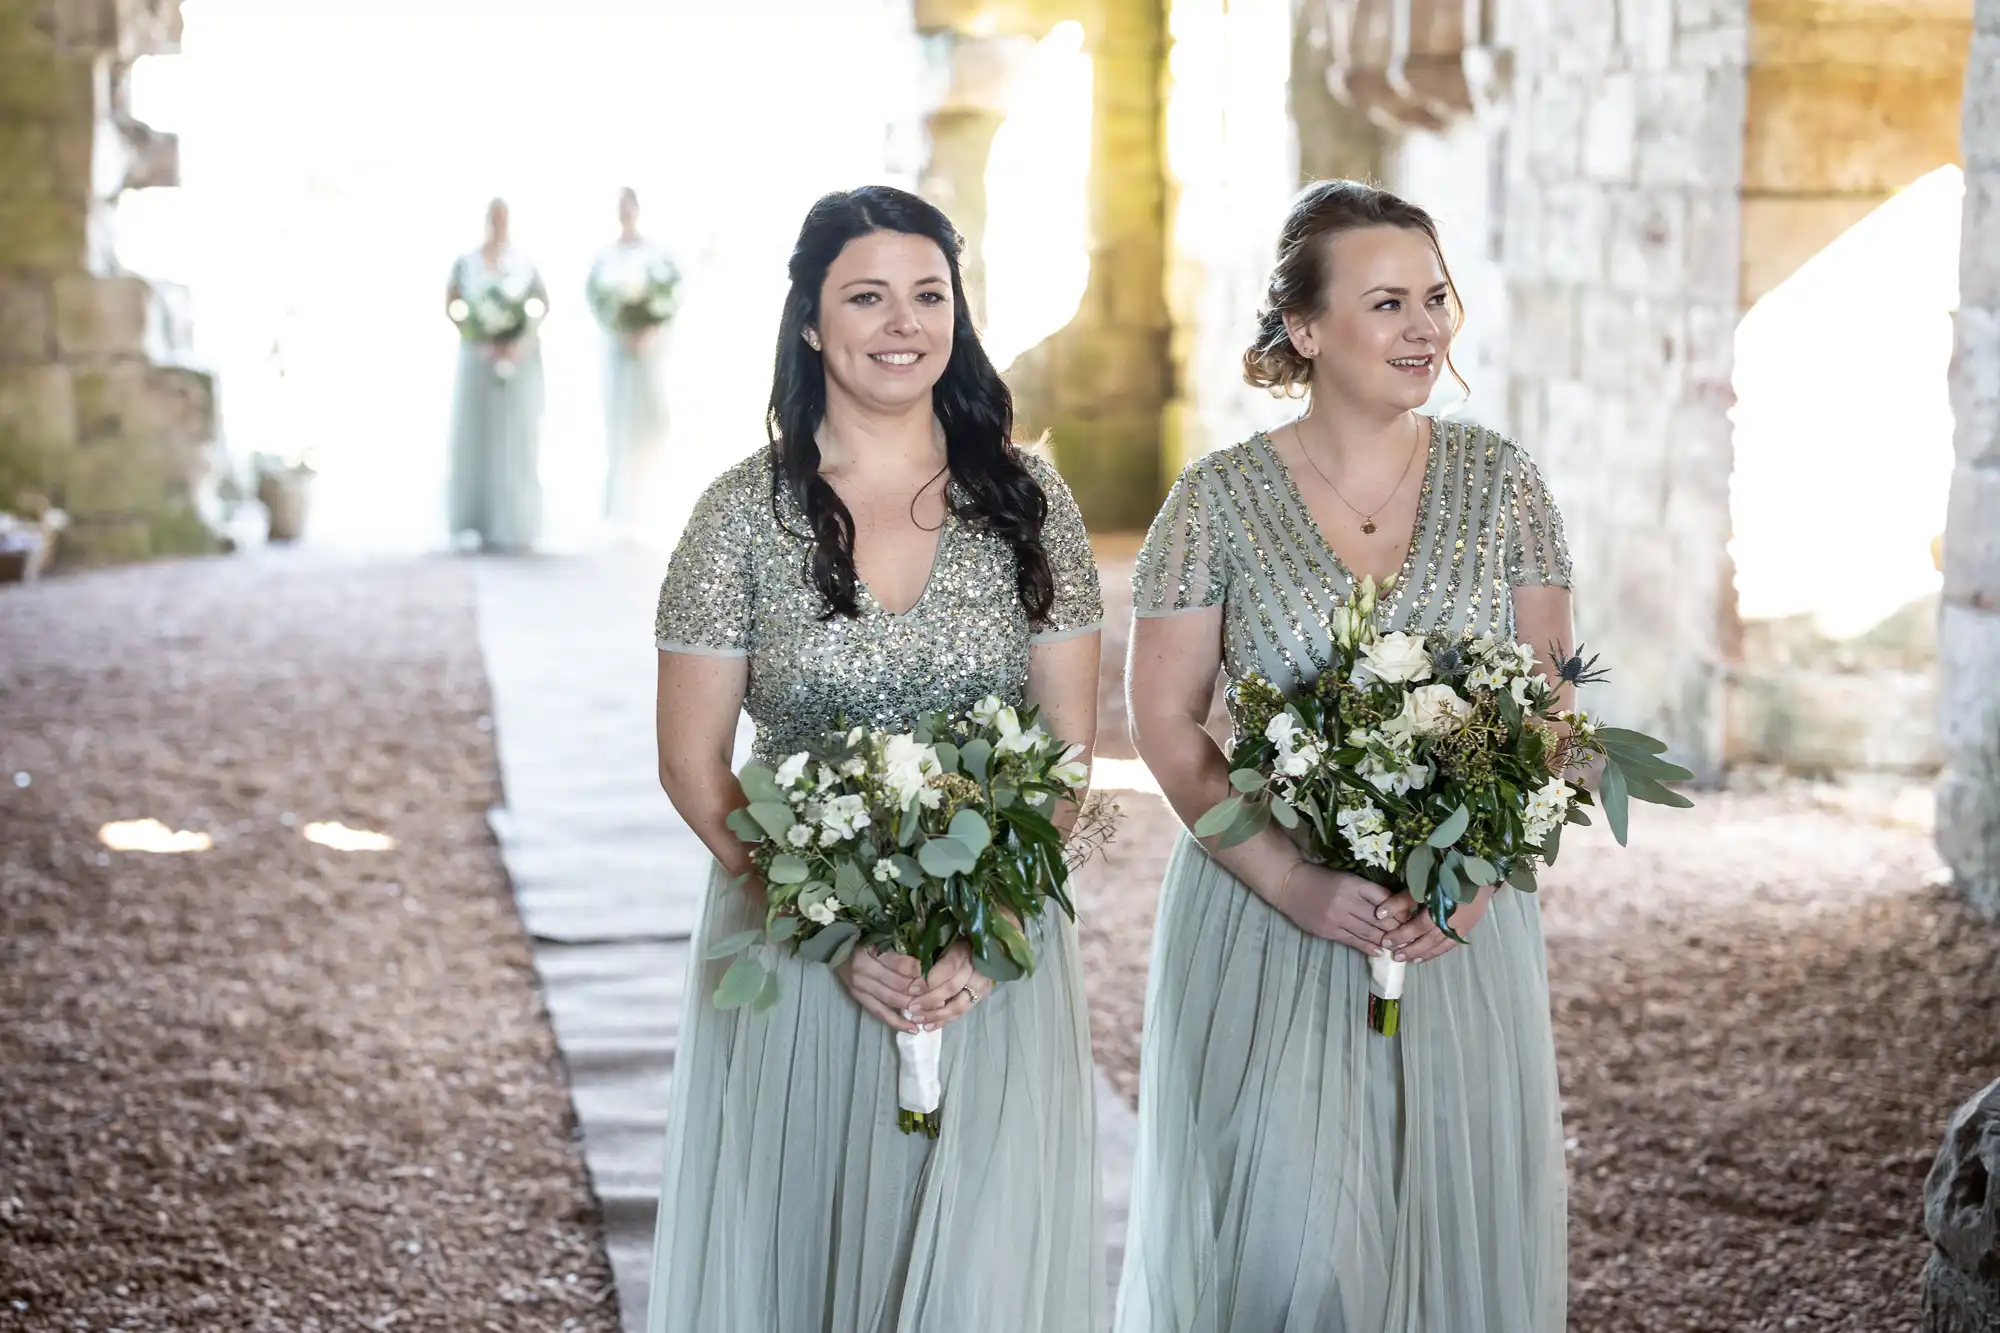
[[804, 330, 821, 351]]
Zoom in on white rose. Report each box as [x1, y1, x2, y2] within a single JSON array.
[[774, 752, 811, 789], [1410, 684, 1473, 737], [880, 733, 942, 806], [1358, 631, 1433, 685], [802, 899, 838, 926]]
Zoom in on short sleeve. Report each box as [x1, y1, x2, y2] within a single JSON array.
[[1024, 452, 1104, 643], [1502, 445, 1573, 589], [1132, 461, 1228, 616], [654, 463, 761, 655]]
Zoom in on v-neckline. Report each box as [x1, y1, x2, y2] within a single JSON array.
[[856, 491, 956, 620], [1257, 417, 1440, 624]]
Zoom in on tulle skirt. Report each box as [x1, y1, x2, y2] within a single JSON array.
[[1114, 832, 1566, 1333], [446, 342, 542, 551], [648, 864, 1104, 1333]]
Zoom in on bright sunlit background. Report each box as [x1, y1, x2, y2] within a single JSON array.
[[1730, 164, 1963, 639], [117, 0, 930, 554]]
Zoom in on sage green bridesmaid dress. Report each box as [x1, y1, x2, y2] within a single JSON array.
[[1114, 417, 1573, 1333], [647, 448, 1105, 1333]]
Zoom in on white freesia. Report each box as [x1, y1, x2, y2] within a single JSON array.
[[971, 695, 1007, 728], [1510, 674, 1537, 707], [1358, 746, 1431, 796], [1265, 712, 1304, 748], [1465, 662, 1511, 692], [880, 733, 943, 808], [1277, 741, 1324, 779], [802, 898, 839, 926], [819, 793, 871, 841], [1410, 684, 1473, 737], [1358, 631, 1433, 684], [1348, 829, 1397, 871], [994, 707, 1049, 756], [1336, 802, 1387, 837], [1522, 776, 1576, 843], [1378, 692, 1421, 747], [774, 752, 811, 789], [1050, 743, 1090, 789]]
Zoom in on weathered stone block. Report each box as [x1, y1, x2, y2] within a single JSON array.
[[1747, 64, 1970, 194], [0, 189, 86, 269], [1752, 17, 1973, 70], [1522, 72, 1586, 180], [1943, 463, 2000, 611], [1685, 186, 1743, 306], [1638, 68, 1744, 188], [0, 362, 75, 504], [1581, 72, 1637, 182], [1965, 33, 2000, 170], [1920, 1079, 2000, 1327], [0, 273, 54, 362], [1616, 0, 1675, 69], [1937, 602, 2000, 807], [1952, 305, 2000, 466], [1677, 0, 1748, 32], [1607, 186, 1690, 295], [0, 121, 56, 198], [1960, 169, 2000, 310], [52, 272, 147, 358], [1728, 663, 1940, 773], [1548, 2, 1615, 75], [0, 46, 92, 119], [1538, 183, 1609, 284], [1684, 300, 1736, 387], [1508, 285, 1579, 381]]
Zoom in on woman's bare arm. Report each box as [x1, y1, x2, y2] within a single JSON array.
[[1026, 630, 1101, 836], [1513, 584, 1577, 712], [655, 650, 754, 883]]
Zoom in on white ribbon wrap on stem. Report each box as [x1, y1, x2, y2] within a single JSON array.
[[1369, 946, 1406, 1001], [894, 1027, 943, 1115]]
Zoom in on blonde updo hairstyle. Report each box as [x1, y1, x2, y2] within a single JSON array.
[[1242, 178, 1468, 398]]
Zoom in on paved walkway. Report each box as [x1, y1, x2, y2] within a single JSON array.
[[471, 547, 1136, 1331]]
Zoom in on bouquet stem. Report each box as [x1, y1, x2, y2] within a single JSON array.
[[1368, 947, 1405, 1037], [894, 1027, 943, 1137]]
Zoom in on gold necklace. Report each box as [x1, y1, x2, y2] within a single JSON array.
[[1291, 417, 1422, 535]]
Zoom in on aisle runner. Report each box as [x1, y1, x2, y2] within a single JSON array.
[[472, 548, 1135, 1330]]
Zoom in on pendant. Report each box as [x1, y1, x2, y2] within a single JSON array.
[[1361, 520, 1378, 535]]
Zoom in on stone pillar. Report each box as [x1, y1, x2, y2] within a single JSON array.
[[1938, 0, 2000, 919], [913, 2, 1045, 325], [0, 0, 217, 564], [1498, 0, 1747, 783], [994, 0, 1172, 531]]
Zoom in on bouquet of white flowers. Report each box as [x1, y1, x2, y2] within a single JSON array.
[[713, 696, 1119, 1135], [588, 249, 682, 335], [449, 279, 545, 345], [1197, 575, 1692, 1036]]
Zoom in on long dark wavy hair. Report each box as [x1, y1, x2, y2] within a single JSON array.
[[767, 185, 1055, 622]]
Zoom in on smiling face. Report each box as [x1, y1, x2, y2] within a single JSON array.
[[1289, 224, 1456, 412], [808, 229, 955, 416]]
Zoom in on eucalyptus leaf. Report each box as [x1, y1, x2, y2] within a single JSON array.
[[960, 737, 993, 782], [724, 806, 768, 845], [1460, 855, 1498, 887], [826, 935, 858, 969], [750, 969, 783, 1015], [1437, 857, 1461, 912], [766, 854, 811, 886], [713, 957, 768, 1009], [834, 860, 867, 896], [1194, 795, 1245, 840], [797, 920, 859, 964], [1602, 747, 1695, 784], [767, 915, 800, 943], [705, 928, 762, 960], [948, 809, 992, 855], [972, 940, 1025, 984], [932, 741, 960, 774], [917, 836, 978, 878], [1543, 819, 1563, 865], [1624, 772, 1695, 809], [748, 801, 797, 841], [738, 764, 786, 806], [1219, 796, 1271, 850], [1593, 726, 1669, 755], [1427, 804, 1472, 848], [892, 853, 922, 888], [1507, 861, 1540, 894], [1230, 768, 1267, 794], [1404, 843, 1436, 900], [1601, 762, 1631, 846], [1270, 796, 1300, 830]]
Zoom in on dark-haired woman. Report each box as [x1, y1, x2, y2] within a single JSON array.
[[646, 185, 1104, 1333], [1114, 179, 1573, 1333]]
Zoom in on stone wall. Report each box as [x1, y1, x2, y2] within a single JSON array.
[[0, 0, 216, 564], [1497, 0, 1747, 783], [1938, 0, 2000, 918]]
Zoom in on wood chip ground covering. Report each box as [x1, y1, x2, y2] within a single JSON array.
[[0, 551, 620, 1333]]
